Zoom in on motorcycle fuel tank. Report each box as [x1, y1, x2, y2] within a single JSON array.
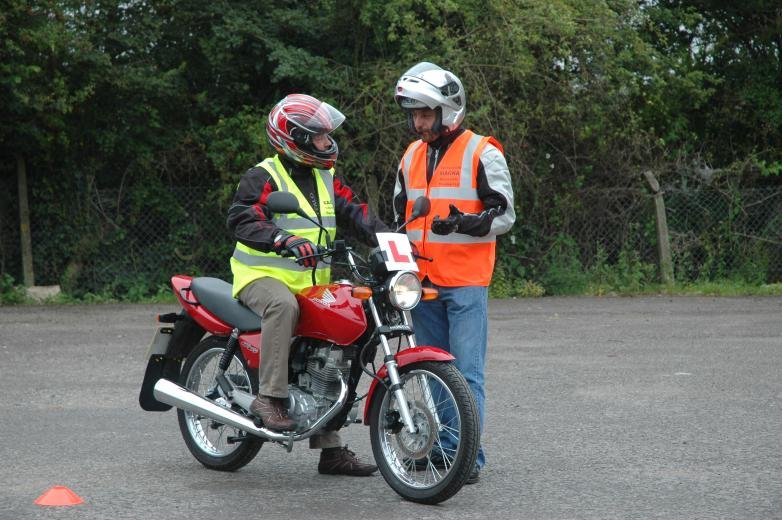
[[295, 283, 367, 345]]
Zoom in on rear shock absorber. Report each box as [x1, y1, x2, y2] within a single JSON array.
[[215, 328, 240, 398]]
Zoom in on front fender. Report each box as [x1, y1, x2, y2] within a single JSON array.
[[363, 346, 455, 425]]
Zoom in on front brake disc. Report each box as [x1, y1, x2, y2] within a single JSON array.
[[394, 400, 436, 460]]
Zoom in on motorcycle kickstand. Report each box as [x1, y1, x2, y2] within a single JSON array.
[[273, 433, 295, 453]]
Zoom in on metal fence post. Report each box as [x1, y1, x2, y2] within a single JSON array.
[[642, 170, 674, 285]]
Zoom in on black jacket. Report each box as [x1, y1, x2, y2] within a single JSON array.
[[227, 155, 389, 252]]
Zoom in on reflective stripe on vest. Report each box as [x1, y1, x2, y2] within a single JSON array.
[[230, 156, 337, 296], [400, 130, 499, 287]]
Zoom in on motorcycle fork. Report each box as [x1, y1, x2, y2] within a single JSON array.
[[399, 311, 443, 433], [367, 299, 417, 434]]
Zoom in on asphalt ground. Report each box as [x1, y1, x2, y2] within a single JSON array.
[[0, 296, 780, 520]]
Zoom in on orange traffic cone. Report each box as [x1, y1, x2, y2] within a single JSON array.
[[34, 485, 84, 506]]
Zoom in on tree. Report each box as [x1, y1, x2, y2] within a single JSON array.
[[640, 0, 782, 179]]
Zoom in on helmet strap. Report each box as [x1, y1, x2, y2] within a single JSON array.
[[431, 107, 444, 134], [406, 111, 416, 134]]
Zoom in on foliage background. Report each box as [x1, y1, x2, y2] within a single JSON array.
[[1, 0, 781, 299]]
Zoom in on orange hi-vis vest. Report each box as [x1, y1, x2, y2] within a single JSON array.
[[400, 130, 504, 287]]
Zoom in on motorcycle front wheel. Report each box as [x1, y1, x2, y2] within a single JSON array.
[[176, 335, 263, 471], [368, 361, 480, 505]]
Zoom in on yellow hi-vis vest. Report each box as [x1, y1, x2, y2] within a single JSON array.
[[230, 156, 337, 296]]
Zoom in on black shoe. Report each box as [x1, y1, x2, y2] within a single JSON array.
[[318, 446, 377, 476], [413, 451, 448, 470], [466, 465, 480, 484]]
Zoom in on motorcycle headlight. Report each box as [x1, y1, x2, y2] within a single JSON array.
[[387, 271, 422, 311]]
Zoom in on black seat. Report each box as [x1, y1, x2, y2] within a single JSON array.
[[190, 277, 261, 332]]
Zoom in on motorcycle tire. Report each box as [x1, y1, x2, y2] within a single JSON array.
[[176, 335, 263, 471], [368, 361, 480, 505]]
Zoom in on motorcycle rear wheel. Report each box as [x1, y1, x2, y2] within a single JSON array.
[[368, 361, 480, 504], [177, 336, 262, 471]]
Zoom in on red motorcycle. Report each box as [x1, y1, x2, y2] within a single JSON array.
[[139, 192, 479, 504]]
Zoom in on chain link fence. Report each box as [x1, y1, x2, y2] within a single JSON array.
[[72, 186, 234, 295], [560, 186, 658, 269], [1, 174, 781, 297], [665, 187, 782, 282], [0, 176, 233, 295]]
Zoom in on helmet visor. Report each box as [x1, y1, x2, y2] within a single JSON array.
[[289, 99, 346, 135]]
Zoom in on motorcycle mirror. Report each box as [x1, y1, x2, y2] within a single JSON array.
[[266, 189, 333, 253], [410, 196, 431, 219], [395, 196, 431, 232], [265, 191, 302, 215]]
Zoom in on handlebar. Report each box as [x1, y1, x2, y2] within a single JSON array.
[[281, 240, 372, 283]]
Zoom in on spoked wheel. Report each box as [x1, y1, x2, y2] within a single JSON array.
[[177, 336, 262, 471], [369, 361, 479, 504]]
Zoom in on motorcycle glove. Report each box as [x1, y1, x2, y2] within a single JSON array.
[[431, 204, 464, 235], [274, 233, 318, 268]]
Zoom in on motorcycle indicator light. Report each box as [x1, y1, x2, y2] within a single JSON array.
[[421, 288, 438, 301], [387, 271, 422, 310], [351, 286, 373, 300]]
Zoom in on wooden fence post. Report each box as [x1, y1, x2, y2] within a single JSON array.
[[643, 170, 674, 285], [16, 154, 35, 287]]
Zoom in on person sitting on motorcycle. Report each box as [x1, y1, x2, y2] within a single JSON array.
[[227, 94, 388, 476]]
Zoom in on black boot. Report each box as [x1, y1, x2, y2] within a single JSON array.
[[466, 464, 480, 484]]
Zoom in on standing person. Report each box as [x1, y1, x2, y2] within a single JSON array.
[[228, 94, 388, 476], [392, 63, 515, 484]]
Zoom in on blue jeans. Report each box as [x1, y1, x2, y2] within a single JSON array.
[[411, 283, 487, 468]]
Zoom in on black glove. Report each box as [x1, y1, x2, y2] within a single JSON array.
[[431, 204, 463, 235], [274, 233, 318, 268]]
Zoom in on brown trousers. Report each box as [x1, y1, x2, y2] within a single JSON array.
[[238, 277, 341, 449]]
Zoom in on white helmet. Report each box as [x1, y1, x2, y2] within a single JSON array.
[[394, 62, 466, 134]]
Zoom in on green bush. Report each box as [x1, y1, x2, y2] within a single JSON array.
[[585, 246, 656, 295], [539, 234, 588, 295], [490, 265, 545, 298], [0, 274, 27, 305]]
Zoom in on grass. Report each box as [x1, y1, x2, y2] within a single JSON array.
[[3, 278, 782, 305], [656, 281, 782, 297], [543, 280, 782, 297]]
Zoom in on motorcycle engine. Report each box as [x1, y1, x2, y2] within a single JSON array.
[[287, 344, 351, 430]]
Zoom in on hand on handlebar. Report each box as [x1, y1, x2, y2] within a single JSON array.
[[274, 233, 319, 268]]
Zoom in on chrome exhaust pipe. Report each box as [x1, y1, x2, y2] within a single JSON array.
[[153, 378, 347, 443]]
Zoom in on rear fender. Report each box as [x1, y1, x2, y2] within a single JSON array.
[[138, 312, 206, 412], [362, 346, 455, 425], [165, 313, 207, 359]]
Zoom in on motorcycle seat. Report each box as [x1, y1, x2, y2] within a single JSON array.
[[190, 277, 262, 332]]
